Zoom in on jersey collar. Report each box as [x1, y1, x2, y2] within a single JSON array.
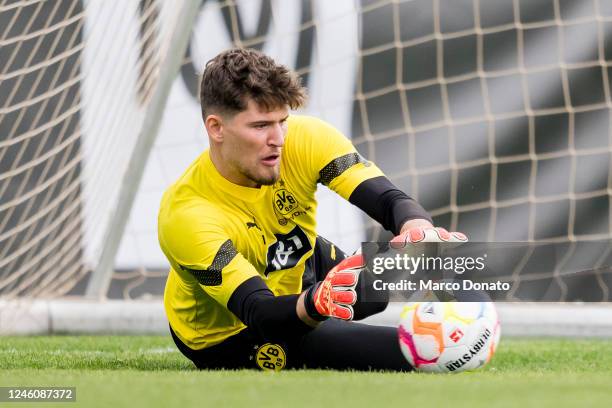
[[201, 150, 268, 202]]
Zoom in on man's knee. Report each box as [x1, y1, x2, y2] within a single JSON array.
[[353, 267, 389, 320]]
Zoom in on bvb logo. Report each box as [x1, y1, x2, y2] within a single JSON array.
[[273, 188, 298, 215], [255, 343, 286, 371]]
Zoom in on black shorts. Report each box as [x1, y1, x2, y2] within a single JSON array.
[[169, 237, 411, 371]]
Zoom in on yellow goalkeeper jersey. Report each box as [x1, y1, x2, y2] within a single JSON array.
[[159, 115, 384, 350]]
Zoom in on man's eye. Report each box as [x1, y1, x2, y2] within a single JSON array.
[[254, 124, 267, 129]]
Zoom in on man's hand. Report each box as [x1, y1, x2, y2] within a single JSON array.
[[391, 221, 468, 248], [299, 254, 365, 323]]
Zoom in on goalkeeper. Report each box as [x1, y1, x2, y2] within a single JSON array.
[[159, 48, 466, 371]]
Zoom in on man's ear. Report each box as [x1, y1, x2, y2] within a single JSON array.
[[205, 114, 224, 143]]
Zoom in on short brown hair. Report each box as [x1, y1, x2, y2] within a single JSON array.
[[199, 48, 306, 118]]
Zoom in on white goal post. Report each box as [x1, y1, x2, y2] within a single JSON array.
[[84, 0, 201, 299]]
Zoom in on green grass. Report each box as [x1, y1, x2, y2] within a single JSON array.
[[1, 336, 611, 408]]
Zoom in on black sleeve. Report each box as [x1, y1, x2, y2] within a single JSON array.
[[348, 176, 433, 235], [227, 276, 313, 342]]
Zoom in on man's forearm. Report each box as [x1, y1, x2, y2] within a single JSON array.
[[349, 176, 432, 235], [296, 290, 321, 327], [227, 276, 315, 342]]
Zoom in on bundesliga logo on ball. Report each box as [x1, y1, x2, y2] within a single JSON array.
[[398, 302, 501, 373]]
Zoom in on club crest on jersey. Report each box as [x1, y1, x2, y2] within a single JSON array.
[[273, 188, 298, 215]]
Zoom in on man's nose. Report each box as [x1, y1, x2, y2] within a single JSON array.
[[268, 123, 285, 146]]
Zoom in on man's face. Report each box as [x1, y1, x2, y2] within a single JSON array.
[[217, 99, 288, 187]]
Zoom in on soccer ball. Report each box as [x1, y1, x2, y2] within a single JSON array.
[[398, 302, 500, 373]]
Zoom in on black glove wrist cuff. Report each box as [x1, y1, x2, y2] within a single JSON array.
[[304, 282, 327, 322]]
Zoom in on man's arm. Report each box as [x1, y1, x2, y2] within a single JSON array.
[[348, 175, 467, 244], [228, 255, 363, 342], [348, 175, 433, 235], [227, 276, 314, 341]]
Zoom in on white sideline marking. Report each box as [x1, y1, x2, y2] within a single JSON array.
[[2, 300, 612, 337]]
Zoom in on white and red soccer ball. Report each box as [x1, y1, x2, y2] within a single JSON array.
[[398, 302, 501, 373]]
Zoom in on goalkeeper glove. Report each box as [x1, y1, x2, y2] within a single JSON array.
[[303, 254, 365, 321], [390, 226, 467, 248]]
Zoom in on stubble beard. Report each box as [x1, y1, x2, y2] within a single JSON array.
[[239, 161, 280, 186]]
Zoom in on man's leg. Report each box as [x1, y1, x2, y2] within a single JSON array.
[[297, 319, 412, 371], [296, 237, 407, 371], [169, 325, 259, 369], [170, 324, 309, 370], [170, 320, 410, 371]]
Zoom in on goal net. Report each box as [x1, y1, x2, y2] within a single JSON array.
[[353, 0, 612, 244], [0, 0, 199, 299], [2, 0, 612, 319]]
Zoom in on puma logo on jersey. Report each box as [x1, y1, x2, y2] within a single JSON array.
[[246, 218, 265, 244], [246, 221, 261, 231]]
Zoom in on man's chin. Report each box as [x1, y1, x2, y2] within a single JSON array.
[[251, 168, 280, 186], [258, 174, 280, 186]]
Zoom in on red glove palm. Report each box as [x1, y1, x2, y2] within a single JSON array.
[[304, 254, 364, 321]]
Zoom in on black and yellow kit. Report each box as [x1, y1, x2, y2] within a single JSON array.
[[159, 115, 431, 369], [159, 115, 384, 349]]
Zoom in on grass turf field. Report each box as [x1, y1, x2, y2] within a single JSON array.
[[1, 336, 611, 408]]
